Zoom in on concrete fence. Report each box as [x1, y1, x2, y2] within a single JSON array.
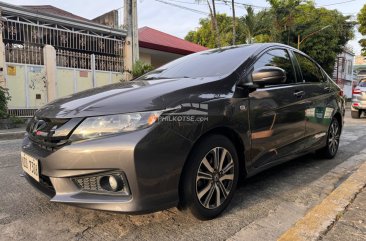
[[3, 45, 125, 116]]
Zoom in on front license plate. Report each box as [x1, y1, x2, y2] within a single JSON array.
[[21, 152, 40, 182]]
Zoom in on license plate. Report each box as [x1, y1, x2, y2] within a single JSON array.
[[21, 152, 40, 182]]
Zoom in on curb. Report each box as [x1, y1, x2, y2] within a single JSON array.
[[0, 131, 26, 140], [277, 161, 366, 241]]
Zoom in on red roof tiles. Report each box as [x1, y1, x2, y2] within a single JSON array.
[[138, 26, 208, 55]]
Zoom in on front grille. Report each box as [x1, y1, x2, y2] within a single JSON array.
[[26, 117, 81, 152], [28, 135, 70, 151]]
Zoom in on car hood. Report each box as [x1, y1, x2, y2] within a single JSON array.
[[35, 77, 234, 118]]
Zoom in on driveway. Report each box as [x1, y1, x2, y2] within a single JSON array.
[[1, 112, 366, 241]]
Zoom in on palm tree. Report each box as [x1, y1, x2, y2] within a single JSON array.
[[242, 6, 256, 44]]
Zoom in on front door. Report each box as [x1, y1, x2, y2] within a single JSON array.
[[248, 48, 307, 168]]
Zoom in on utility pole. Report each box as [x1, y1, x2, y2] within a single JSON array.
[[123, 0, 139, 78], [231, 0, 236, 45], [0, 9, 6, 89]]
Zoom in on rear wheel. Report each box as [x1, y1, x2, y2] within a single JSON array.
[[351, 110, 361, 119], [180, 135, 239, 220], [317, 117, 341, 159]]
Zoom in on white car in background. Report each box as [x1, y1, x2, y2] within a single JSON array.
[[351, 79, 366, 118]]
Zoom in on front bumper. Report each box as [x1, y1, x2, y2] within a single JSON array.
[[21, 125, 193, 214]]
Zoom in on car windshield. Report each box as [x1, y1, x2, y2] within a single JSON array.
[[138, 45, 259, 80], [359, 81, 366, 87]]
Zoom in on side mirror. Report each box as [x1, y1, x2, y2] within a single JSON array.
[[252, 66, 287, 86]]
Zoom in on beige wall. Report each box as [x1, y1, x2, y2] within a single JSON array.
[[355, 56, 366, 65], [139, 47, 183, 68], [6, 64, 47, 109], [56, 68, 123, 99], [140, 52, 152, 65]]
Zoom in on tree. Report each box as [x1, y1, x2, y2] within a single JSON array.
[[186, 0, 354, 75], [185, 13, 246, 48], [241, 6, 263, 44], [291, 3, 355, 74], [195, 0, 221, 47], [358, 4, 366, 56], [258, 0, 354, 74]]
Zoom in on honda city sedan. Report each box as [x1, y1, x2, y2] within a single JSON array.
[[21, 43, 344, 220]]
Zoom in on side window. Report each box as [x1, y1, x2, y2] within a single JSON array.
[[294, 53, 324, 83], [253, 49, 296, 84]]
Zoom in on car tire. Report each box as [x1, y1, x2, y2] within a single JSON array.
[[179, 135, 239, 220], [351, 110, 361, 119], [317, 117, 341, 159]]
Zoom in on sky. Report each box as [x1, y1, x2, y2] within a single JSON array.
[[3, 0, 365, 55]]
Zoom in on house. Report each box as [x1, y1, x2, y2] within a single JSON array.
[[333, 47, 356, 99], [139, 26, 207, 67], [354, 55, 366, 82], [0, 2, 206, 116]]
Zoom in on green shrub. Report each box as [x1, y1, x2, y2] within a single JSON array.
[[0, 86, 10, 119], [9, 116, 26, 125], [131, 60, 154, 78]]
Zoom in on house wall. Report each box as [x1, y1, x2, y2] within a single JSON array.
[[333, 51, 355, 82], [139, 47, 183, 68], [333, 50, 355, 99], [140, 52, 152, 65]]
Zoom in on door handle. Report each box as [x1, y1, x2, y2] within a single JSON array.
[[293, 90, 305, 98]]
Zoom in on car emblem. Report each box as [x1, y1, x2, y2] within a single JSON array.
[[32, 120, 47, 135]]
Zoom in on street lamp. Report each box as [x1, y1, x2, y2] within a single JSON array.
[[297, 25, 331, 49]]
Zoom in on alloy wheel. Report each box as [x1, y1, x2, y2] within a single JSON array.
[[195, 147, 235, 209], [328, 120, 340, 156]]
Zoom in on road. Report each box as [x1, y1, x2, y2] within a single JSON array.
[[1, 112, 365, 241]]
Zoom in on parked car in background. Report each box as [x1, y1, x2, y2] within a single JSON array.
[[21, 43, 344, 220], [351, 79, 366, 118]]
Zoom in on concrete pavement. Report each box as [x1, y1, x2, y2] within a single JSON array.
[[323, 187, 366, 241], [0, 127, 26, 140], [0, 112, 365, 241], [278, 160, 366, 241]]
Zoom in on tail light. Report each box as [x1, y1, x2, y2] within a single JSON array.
[[353, 103, 359, 107], [353, 88, 361, 95]]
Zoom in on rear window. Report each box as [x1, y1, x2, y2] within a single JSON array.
[[139, 45, 259, 79], [294, 52, 325, 83]]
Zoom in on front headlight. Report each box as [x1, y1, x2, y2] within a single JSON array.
[[70, 111, 162, 141]]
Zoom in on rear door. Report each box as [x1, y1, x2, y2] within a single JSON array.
[[293, 52, 334, 149], [249, 48, 307, 168]]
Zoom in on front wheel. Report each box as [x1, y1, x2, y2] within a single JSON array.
[[317, 117, 341, 159], [179, 135, 239, 220]]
